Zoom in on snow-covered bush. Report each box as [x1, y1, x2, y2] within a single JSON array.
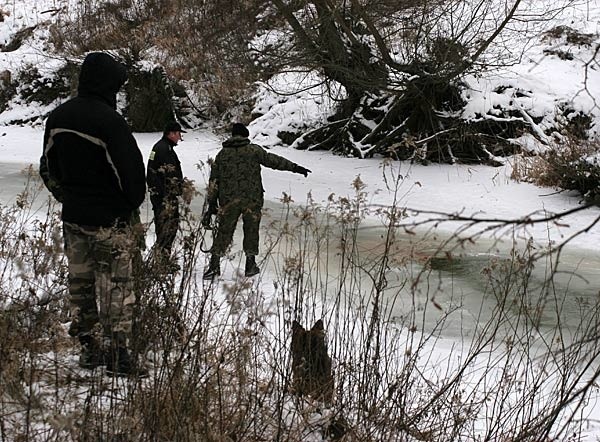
[[249, 71, 343, 148]]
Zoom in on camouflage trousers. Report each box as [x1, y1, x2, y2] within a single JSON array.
[[211, 199, 262, 257], [63, 222, 136, 344], [152, 198, 180, 256]]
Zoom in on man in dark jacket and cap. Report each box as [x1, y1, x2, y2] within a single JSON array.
[[202, 123, 311, 279], [40, 52, 147, 377], [147, 121, 186, 264]]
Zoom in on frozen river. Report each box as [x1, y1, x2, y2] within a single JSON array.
[[1, 157, 599, 343]]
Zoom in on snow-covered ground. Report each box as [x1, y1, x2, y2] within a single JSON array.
[[1, 0, 600, 439]]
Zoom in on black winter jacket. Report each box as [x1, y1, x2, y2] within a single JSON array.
[[146, 136, 183, 208], [40, 53, 146, 227]]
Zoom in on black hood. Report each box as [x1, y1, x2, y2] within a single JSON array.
[[77, 52, 127, 109]]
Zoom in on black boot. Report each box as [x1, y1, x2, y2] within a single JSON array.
[[78, 335, 105, 369], [245, 255, 260, 277], [106, 345, 148, 378], [203, 255, 220, 280]]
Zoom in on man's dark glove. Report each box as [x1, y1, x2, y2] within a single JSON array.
[[201, 212, 213, 229], [295, 165, 312, 177], [202, 204, 217, 229]]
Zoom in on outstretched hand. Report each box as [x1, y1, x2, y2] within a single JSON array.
[[296, 166, 312, 177]]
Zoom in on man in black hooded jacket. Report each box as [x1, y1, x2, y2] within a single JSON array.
[[40, 52, 147, 377]]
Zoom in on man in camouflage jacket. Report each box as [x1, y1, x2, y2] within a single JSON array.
[[40, 52, 147, 377], [202, 123, 311, 279]]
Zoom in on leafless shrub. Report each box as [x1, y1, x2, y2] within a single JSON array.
[[1, 165, 600, 440], [520, 138, 600, 203], [47, 0, 261, 120]]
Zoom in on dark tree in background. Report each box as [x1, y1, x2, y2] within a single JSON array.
[[54, 0, 589, 163], [178, 0, 578, 163], [261, 0, 533, 162]]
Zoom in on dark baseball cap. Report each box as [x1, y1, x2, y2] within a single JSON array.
[[164, 121, 187, 133]]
